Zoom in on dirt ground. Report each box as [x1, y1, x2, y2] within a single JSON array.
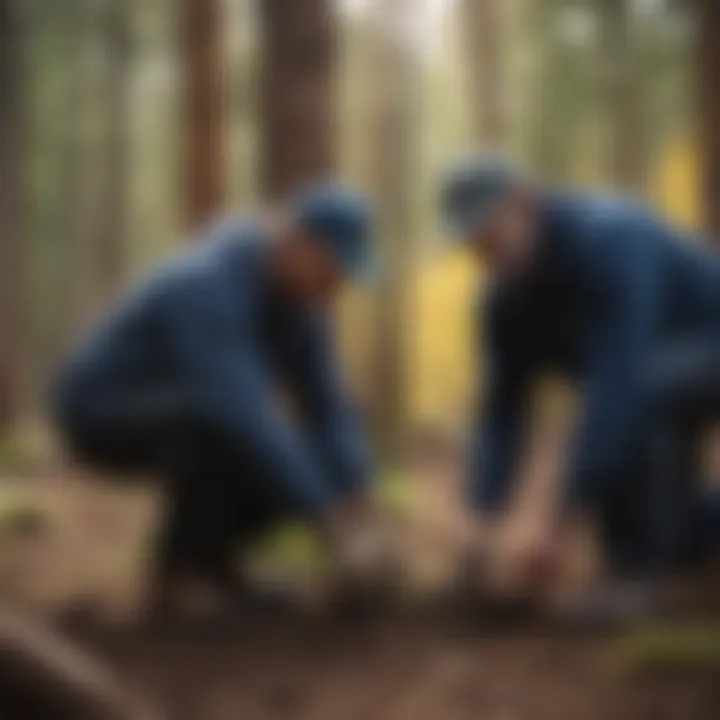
[[1, 471, 720, 720], [73, 610, 720, 720]]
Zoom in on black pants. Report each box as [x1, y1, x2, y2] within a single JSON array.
[[60, 402, 291, 581], [601, 339, 720, 577]]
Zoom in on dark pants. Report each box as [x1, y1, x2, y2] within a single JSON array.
[[59, 398, 291, 582], [601, 340, 720, 578]]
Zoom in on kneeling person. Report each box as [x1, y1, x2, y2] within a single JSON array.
[[442, 156, 720, 624], [53, 185, 379, 619]]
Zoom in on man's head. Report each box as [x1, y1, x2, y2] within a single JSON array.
[[441, 155, 540, 279], [273, 184, 373, 306]]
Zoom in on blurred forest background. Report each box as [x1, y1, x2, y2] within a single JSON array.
[[0, 0, 716, 465]]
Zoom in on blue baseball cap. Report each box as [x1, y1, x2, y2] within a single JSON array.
[[293, 183, 374, 279], [441, 154, 523, 239]]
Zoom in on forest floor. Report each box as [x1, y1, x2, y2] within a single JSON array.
[[1, 468, 720, 720]]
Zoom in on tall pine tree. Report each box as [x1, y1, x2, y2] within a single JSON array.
[[259, 0, 335, 199]]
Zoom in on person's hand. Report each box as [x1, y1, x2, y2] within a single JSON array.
[[341, 491, 377, 530], [455, 515, 502, 593], [319, 493, 374, 548], [516, 519, 563, 595], [329, 505, 392, 582], [320, 501, 401, 604], [335, 525, 389, 577]]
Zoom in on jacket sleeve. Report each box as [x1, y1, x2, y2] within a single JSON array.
[[469, 291, 530, 513], [564, 225, 660, 512], [287, 312, 372, 497], [168, 280, 333, 518]]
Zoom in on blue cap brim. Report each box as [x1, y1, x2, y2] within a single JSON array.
[[341, 251, 377, 283], [445, 204, 491, 241]]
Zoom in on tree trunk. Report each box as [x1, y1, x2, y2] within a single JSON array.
[[526, 0, 571, 180], [370, 0, 420, 465], [461, 0, 505, 147], [182, 0, 224, 229], [0, 0, 26, 429], [259, 0, 335, 200], [52, 0, 95, 357], [598, 0, 647, 194], [697, 0, 720, 238], [97, 0, 132, 297]]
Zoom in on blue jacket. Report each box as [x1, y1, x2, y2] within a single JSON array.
[[55, 217, 370, 516], [472, 193, 720, 513]]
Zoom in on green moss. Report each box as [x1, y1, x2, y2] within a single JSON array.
[[0, 437, 28, 473], [253, 523, 325, 576], [249, 471, 421, 577], [618, 622, 720, 675], [0, 433, 42, 475], [375, 470, 419, 517], [0, 492, 51, 539]]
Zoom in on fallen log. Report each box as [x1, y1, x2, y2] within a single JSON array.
[[0, 605, 159, 719]]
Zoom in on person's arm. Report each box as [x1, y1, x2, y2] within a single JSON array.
[[563, 227, 659, 513], [285, 313, 395, 586], [169, 283, 333, 519], [288, 311, 372, 499], [469, 291, 531, 514]]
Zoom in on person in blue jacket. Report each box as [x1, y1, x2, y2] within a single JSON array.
[[53, 184, 382, 620], [442, 155, 720, 622]]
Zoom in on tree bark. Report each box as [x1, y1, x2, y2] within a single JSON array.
[[182, 0, 224, 229], [461, 0, 505, 147], [369, 0, 420, 464], [0, 0, 26, 429], [97, 0, 132, 296], [526, 0, 572, 180], [0, 606, 157, 719], [599, 0, 647, 194], [697, 0, 720, 237], [259, 0, 335, 200], [52, 0, 95, 357]]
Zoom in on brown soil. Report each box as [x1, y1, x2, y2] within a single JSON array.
[[0, 472, 719, 720]]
